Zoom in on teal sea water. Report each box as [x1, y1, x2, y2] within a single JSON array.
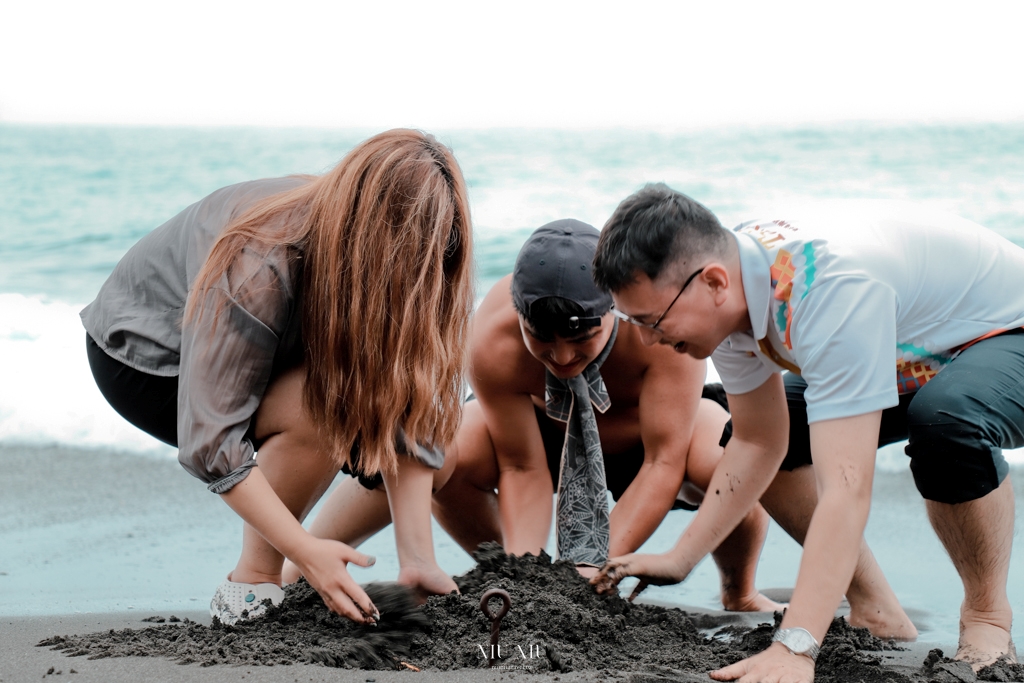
[[4, 123, 1024, 302], [1, 123, 1023, 646]]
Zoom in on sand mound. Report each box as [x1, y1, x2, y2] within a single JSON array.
[[42, 543, 1024, 681]]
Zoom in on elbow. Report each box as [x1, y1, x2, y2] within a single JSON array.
[[178, 444, 256, 492], [498, 461, 548, 478]]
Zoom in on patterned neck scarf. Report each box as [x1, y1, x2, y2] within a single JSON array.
[[546, 318, 617, 566]]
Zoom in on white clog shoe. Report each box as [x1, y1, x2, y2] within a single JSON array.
[[209, 580, 284, 624]]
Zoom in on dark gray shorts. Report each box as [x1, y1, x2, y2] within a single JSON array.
[[780, 329, 1024, 504], [351, 384, 731, 513]]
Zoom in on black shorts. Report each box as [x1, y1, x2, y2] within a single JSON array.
[[346, 384, 731, 510], [86, 333, 180, 447], [532, 383, 731, 510], [530, 403, 699, 512], [779, 329, 1024, 504], [86, 332, 263, 451]]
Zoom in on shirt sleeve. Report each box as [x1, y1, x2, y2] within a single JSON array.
[[711, 336, 775, 395], [790, 276, 900, 423], [177, 248, 296, 493]]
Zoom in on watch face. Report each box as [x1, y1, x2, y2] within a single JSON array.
[[786, 629, 815, 653]]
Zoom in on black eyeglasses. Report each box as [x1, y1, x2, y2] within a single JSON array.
[[612, 266, 705, 332]]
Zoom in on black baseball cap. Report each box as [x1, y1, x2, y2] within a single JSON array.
[[511, 219, 613, 333]]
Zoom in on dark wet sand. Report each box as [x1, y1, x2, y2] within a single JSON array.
[[2, 609, 960, 683], [2, 611, 615, 682]]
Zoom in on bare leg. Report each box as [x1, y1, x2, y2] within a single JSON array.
[[927, 476, 1015, 669], [431, 400, 504, 554], [686, 400, 784, 612], [281, 429, 462, 584], [287, 400, 507, 561], [711, 505, 786, 611], [305, 477, 392, 548], [760, 466, 918, 640], [229, 367, 341, 586], [281, 478, 391, 584]]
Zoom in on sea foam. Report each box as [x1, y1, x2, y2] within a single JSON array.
[[2, 292, 1021, 471], [0, 293, 175, 457]]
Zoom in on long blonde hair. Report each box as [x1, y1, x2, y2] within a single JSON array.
[[187, 129, 474, 477]]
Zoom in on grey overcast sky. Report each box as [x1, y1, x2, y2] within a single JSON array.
[[1, 0, 1022, 129]]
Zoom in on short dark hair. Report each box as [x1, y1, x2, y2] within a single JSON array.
[[512, 295, 589, 339], [593, 183, 729, 292]]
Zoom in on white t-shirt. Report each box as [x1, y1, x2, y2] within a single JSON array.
[[711, 200, 1024, 423]]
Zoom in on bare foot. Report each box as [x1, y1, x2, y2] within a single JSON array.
[[956, 622, 1016, 672], [281, 560, 302, 585], [722, 590, 786, 613], [847, 605, 918, 641]]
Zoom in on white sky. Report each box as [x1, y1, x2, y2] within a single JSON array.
[[1, 0, 1022, 129]]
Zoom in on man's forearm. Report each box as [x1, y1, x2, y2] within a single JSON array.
[[609, 462, 682, 556], [782, 485, 871, 641], [498, 467, 554, 555], [667, 436, 784, 576], [781, 411, 881, 642]]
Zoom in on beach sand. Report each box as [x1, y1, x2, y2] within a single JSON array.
[[2, 595, 958, 683], [2, 444, 1023, 682]]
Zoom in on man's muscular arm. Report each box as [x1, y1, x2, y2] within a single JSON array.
[[473, 380, 554, 555], [465, 274, 557, 556], [607, 354, 705, 556]]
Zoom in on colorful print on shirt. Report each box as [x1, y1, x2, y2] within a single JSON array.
[[739, 221, 821, 352], [895, 343, 950, 393], [768, 243, 820, 351], [896, 329, 1017, 394]]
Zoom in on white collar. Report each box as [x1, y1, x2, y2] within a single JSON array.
[[733, 231, 772, 341]]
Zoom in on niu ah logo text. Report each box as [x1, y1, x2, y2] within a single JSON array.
[[478, 644, 544, 660]]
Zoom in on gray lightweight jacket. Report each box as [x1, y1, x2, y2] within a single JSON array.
[[81, 177, 309, 493]]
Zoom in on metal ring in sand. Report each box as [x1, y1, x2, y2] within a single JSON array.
[[479, 588, 511, 667]]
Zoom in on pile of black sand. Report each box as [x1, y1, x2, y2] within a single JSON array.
[[39, 543, 1024, 682], [38, 578, 427, 669]]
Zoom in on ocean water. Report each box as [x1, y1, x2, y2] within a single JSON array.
[[2, 123, 1024, 645]]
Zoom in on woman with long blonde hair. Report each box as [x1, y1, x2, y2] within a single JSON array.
[[81, 129, 474, 623]]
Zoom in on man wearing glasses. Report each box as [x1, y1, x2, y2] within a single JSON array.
[[591, 185, 1024, 681]]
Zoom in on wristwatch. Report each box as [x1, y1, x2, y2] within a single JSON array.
[[772, 627, 820, 662]]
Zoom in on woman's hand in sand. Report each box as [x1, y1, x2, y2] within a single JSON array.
[[397, 560, 459, 604], [590, 551, 690, 600], [295, 537, 380, 624], [709, 642, 814, 683]]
